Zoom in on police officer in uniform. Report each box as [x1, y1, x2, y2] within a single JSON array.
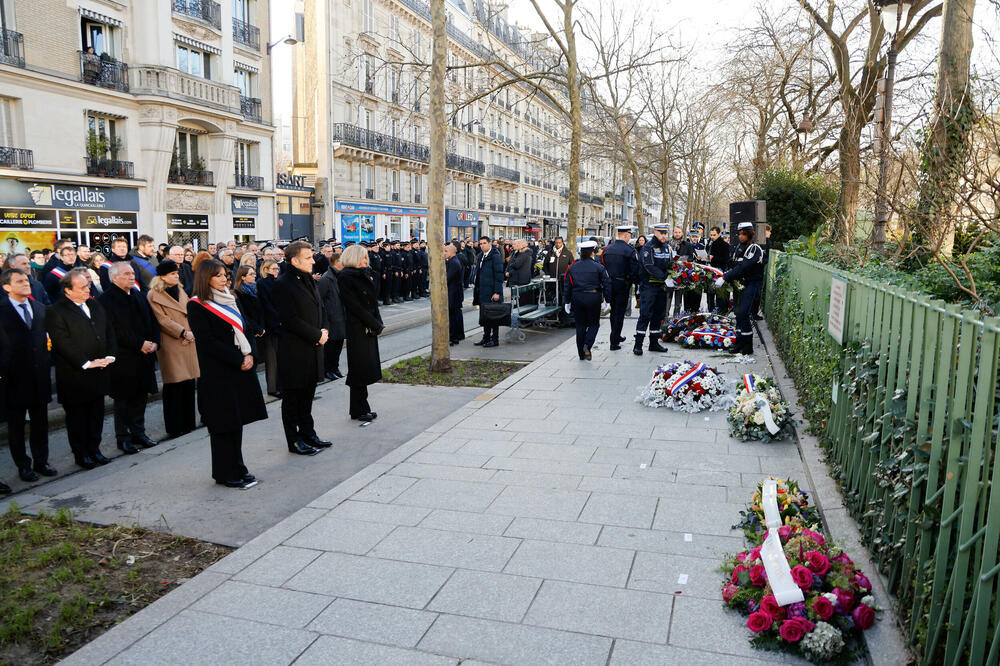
[[715, 222, 765, 355], [600, 224, 640, 350], [389, 240, 403, 303], [563, 240, 611, 361], [401, 241, 415, 301], [367, 242, 382, 295], [634, 223, 673, 355]]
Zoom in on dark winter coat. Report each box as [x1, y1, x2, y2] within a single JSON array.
[[473, 248, 505, 306], [98, 285, 160, 399], [317, 267, 347, 341], [256, 274, 281, 331], [271, 265, 324, 390], [235, 287, 265, 337], [446, 256, 464, 309], [337, 267, 383, 388], [505, 249, 532, 287], [0, 297, 51, 408], [708, 238, 731, 270], [46, 297, 117, 406], [543, 245, 573, 279], [186, 299, 267, 434]]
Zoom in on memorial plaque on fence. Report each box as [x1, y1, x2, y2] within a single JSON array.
[[828, 276, 847, 345]]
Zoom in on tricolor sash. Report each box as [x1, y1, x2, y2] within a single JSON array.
[[668, 362, 706, 395], [190, 296, 244, 333], [101, 261, 113, 270], [743, 373, 756, 394], [50, 266, 68, 279]]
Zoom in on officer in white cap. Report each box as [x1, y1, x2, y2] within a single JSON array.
[[714, 221, 764, 354], [563, 240, 611, 361], [599, 224, 640, 350], [633, 223, 673, 355]]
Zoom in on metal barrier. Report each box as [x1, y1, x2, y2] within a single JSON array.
[[765, 251, 1000, 665]]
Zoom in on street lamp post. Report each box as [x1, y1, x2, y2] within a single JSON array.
[[872, 0, 911, 253]]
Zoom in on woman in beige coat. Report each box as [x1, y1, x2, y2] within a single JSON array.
[[148, 259, 200, 438]]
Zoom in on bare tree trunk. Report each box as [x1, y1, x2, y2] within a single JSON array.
[[565, 1, 581, 254], [835, 111, 862, 247], [427, 0, 450, 372], [916, 0, 976, 257]]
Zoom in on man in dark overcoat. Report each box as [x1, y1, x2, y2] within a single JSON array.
[[99, 261, 160, 454], [318, 251, 347, 380], [0, 268, 55, 481], [473, 235, 505, 348], [47, 268, 116, 469], [444, 243, 465, 344], [272, 240, 331, 455]]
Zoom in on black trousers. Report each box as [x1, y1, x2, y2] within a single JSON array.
[[114, 393, 148, 440], [65, 398, 105, 460], [481, 324, 499, 344], [324, 338, 344, 373], [349, 384, 371, 418], [391, 272, 401, 299], [706, 290, 718, 312], [162, 380, 196, 437], [635, 283, 667, 334], [735, 281, 762, 349], [6, 403, 49, 470], [260, 333, 280, 394], [281, 383, 317, 445], [210, 429, 248, 483], [608, 281, 631, 344], [449, 306, 465, 342], [571, 293, 602, 356], [380, 272, 392, 303], [683, 289, 702, 313]]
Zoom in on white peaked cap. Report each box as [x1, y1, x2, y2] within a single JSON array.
[[737, 222, 754, 230], [579, 240, 598, 249]]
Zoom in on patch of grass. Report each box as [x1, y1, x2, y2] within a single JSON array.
[[381, 355, 526, 388], [0, 504, 232, 665]]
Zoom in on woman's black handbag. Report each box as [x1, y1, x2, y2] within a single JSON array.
[[479, 302, 512, 327]]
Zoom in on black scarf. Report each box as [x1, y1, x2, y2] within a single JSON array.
[[165, 284, 181, 301]]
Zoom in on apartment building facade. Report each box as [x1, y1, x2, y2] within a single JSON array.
[[0, 0, 275, 254], [292, 0, 653, 244]]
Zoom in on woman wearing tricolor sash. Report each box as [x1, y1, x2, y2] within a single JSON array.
[[187, 259, 267, 489]]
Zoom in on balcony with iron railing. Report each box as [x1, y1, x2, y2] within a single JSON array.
[[488, 165, 520, 183], [85, 157, 134, 178], [0, 28, 25, 68], [332, 123, 430, 163], [168, 166, 214, 186], [0, 147, 33, 169], [234, 173, 263, 190], [445, 154, 485, 176], [233, 17, 260, 50], [240, 95, 262, 122], [173, 0, 222, 30], [489, 203, 497, 211], [478, 202, 485, 210], [79, 52, 129, 92]]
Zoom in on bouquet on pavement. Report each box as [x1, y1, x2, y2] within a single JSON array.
[[661, 312, 735, 343], [733, 478, 822, 546], [720, 525, 879, 663], [637, 360, 728, 412], [727, 373, 794, 442], [680, 324, 737, 350]]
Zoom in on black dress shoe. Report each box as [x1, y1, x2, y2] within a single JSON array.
[[133, 434, 157, 448], [242, 473, 256, 483], [216, 478, 252, 488], [482, 341, 498, 348], [0, 482, 10, 495], [449, 341, 458, 346], [76, 456, 97, 470], [352, 412, 377, 422], [118, 440, 140, 455], [584, 346, 592, 361], [288, 440, 319, 456], [93, 453, 111, 465], [307, 435, 333, 448], [333, 370, 344, 379], [473, 339, 487, 346], [325, 371, 339, 381], [34, 464, 57, 477], [18, 467, 39, 482], [617, 336, 627, 343], [610, 344, 621, 351], [752, 314, 764, 321]]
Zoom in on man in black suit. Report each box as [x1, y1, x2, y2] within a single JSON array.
[[3, 253, 50, 305], [99, 261, 160, 454], [47, 268, 116, 469], [444, 243, 465, 345], [101, 238, 144, 293], [166, 245, 194, 295], [0, 269, 56, 481], [272, 240, 332, 455]]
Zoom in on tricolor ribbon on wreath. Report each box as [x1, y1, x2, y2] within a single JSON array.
[[742, 374, 780, 435], [190, 296, 245, 333], [667, 362, 706, 395]]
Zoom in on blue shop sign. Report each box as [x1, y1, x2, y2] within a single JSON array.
[[336, 201, 427, 217], [446, 209, 479, 227], [0, 178, 140, 211]]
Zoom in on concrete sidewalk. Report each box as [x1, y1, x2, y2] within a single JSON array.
[[59, 323, 886, 665]]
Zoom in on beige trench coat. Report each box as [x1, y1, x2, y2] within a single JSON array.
[[147, 287, 200, 384]]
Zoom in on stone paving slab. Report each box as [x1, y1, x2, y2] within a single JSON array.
[[61, 319, 903, 665]]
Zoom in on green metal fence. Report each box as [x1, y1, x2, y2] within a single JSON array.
[[765, 252, 1000, 666]]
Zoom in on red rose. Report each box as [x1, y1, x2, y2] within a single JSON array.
[[805, 550, 831, 576], [692, 274, 700, 281], [721, 583, 739, 603], [747, 611, 772, 634], [731, 565, 748, 585], [834, 587, 855, 613], [854, 572, 872, 591], [852, 603, 876, 630], [834, 552, 854, 567], [802, 529, 825, 546], [779, 617, 814, 642], [812, 596, 834, 620], [760, 595, 785, 622], [749, 565, 767, 587], [749, 546, 762, 562], [790, 565, 814, 591], [778, 525, 794, 542]]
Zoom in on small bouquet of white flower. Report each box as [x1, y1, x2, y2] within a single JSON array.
[[727, 374, 794, 442], [638, 360, 729, 413]]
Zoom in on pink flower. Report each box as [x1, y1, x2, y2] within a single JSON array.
[[802, 529, 826, 546], [852, 603, 876, 630], [854, 572, 872, 592], [749, 565, 767, 587], [790, 565, 814, 591], [721, 583, 739, 603], [835, 587, 855, 614], [747, 611, 772, 634], [834, 552, 854, 567], [760, 595, 785, 622], [748, 546, 762, 562], [731, 565, 748, 585], [735, 551, 748, 563], [805, 550, 831, 576], [812, 595, 834, 620], [777, 525, 794, 542], [778, 617, 814, 642]]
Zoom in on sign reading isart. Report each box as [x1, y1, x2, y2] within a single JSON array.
[[828, 276, 848, 345]]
